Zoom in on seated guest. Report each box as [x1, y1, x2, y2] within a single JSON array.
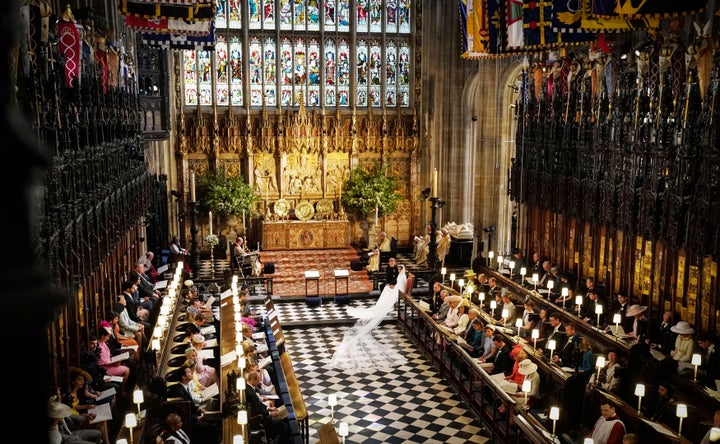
[[609, 293, 634, 334], [497, 358, 540, 414], [580, 289, 606, 327], [576, 337, 595, 383], [697, 332, 720, 388], [246, 369, 291, 442], [520, 300, 539, 338], [447, 299, 470, 334], [553, 272, 575, 306], [477, 325, 498, 363], [536, 261, 553, 288], [190, 334, 218, 386], [552, 323, 580, 368], [62, 368, 111, 444], [48, 397, 103, 444], [155, 412, 190, 444], [489, 334, 514, 376], [625, 304, 650, 343], [648, 310, 676, 354], [646, 381, 676, 424], [544, 312, 567, 354], [139, 250, 159, 283], [440, 295, 463, 330], [120, 280, 151, 325], [463, 320, 487, 358], [669, 321, 696, 363], [166, 364, 220, 443], [463, 308, 481, 341], [591, 349, 624, 394], [130, 261, 161, 308], [499, 291, 516, 326], [433, 290, 451, 323], [96, 327, 131, 395], [114, 298, 146, 350], [187, 297, 214, 324], [105, 312, 140, 360]]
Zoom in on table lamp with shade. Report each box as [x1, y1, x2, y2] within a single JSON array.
[[548, 339, 557, 360], [549, 406, 560, 439], [515, 318, 523, 340], [575, 295, 583, 316], [595, 356, 605, 384], [521, 379, 532, 409], [449, 273, 456, 289], [490, 300, 497, 318], [546, 280, 554, 299], [634, 383, 645, 414], [532, 273, 539, 291], [501, 308, 509, 327], [595, 304, 604, 326], [328, 393, 338, 423], [612, 313, 621, 335], [677, 403, 687, 436], [531, 329, 539, 349], [125, 412, 137, 444], [133, 388, 144, 417], [692, 353, 702, 382], [441, 267, 446, 283], [338, 421, 349, 444], [561, 287, 569, 309]]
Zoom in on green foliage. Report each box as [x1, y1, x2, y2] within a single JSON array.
[[342, 162, 401, 217], [197, 169, 259, 217]]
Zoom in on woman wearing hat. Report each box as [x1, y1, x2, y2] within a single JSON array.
[[670, 321, 696, 363], [625, 304, 650, 343], [62, 368, 111, 444], [496, 357, 540, 414], [48, 397, 103, 444]]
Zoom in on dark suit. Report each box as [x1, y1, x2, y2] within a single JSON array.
[[491, 344, 513, 376], [167, 382, 201, 417], [557, 334, 581, 368], [245, 382, 290, 441], [167, 382, 220, 443]]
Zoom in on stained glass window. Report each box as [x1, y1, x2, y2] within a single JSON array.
[[184, 0, 413, 108]]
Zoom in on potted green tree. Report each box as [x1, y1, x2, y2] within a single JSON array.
[[342, 162, 401, 247], [197, 169, 259, 258]]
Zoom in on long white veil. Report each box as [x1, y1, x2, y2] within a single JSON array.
[[329, 284, 408, 372]]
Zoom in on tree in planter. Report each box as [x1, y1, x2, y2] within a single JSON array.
[[197, 169, 259, 256], [342, 162, 401, 246]]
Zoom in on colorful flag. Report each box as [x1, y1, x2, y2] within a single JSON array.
[[522, 0, 558, 49], [506, 0, 524, 49]]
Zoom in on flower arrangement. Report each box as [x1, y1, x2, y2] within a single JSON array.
[[204, 234, 219, 246]]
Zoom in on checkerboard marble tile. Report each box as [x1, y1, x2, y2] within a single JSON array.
[[282, 325, 489, 443]]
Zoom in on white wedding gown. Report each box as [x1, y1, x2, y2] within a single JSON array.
[[329, 284, 408, 373]]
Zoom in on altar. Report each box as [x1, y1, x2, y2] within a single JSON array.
[[261, 220, 350, 250]]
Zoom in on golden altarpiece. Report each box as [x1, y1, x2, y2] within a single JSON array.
[[176, 94, 420, 250]]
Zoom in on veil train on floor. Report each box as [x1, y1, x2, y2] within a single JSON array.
[[329, 284, 408, 372]]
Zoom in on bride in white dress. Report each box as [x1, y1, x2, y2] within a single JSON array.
[[329, 281, 408, 373]]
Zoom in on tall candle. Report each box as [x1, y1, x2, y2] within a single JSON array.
[[208, 211, 213, 235], [190, 170, 196, 202], [432, 168, 438, 197]]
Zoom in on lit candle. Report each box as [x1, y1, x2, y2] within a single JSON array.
[[190, 170, 196, 202], [209, 211, 213, 235], [432, 168, 438, 197]]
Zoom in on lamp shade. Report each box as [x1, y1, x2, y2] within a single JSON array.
[[466, 284, 474, 294], [676, 403, 687, 418], [548, 339, 556, 351], [613, 313, 621, 324], [339, 422, 349, 437], [634, 383, 645, 397], [133, 389, 144, 404], [547, 280, 554, 290], [522, 380, 532, 393], [501, 309, 509, 319], [479, 292, 485, 301], [153, 326, 162, 338], [458, 279, 464, 288], [124, 413, 137, 428], [237, 410, 248, 425], [531, 329, 540, 339], [236, 377, 245, 392], [488, 251, 494, 259], [575, 295, 583, 305], [709, 427, 720, 441], [233, 435, 244, 444], [497, 255, 503, 264], [449, 273, 456, 281], [583, 439, 594, 444], [509, 261, 515, 270], [117, 440, 128, 444], [561, 287, 569, 296], [238, 356, 246, 370], [692, 353, 702, 366], [328, 394, 337, 407], [595, 305, 604, 314], [151, 338, 160, 350], [490, 301, 497, 310], [549, 406, 560, 420], [516, 318, 523, 328], [441, 267, 447, 275], [520, 267, 527, 276], [532, 273, 539, 283], [596, 356, 606, 368]]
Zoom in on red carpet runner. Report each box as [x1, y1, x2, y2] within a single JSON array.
[[260, 248, 372, 298]]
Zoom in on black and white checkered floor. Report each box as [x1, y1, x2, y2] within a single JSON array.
[[188, 253, 488, 442], [282, 324, 489, 443]]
